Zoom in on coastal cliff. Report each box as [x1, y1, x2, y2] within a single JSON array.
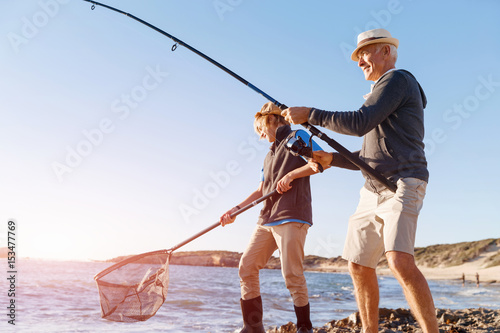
[[172, 238, 500, 271], [169, 251, 350, 270], [102, 238, 500, 283]]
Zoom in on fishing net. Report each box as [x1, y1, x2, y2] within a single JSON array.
[[94, 250, 171, 322], [92, 187, 276, 323]]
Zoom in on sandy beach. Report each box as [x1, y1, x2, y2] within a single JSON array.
[[309, 262, 500, 285], [310, 242, 500, 285], [378, 243, 500, 284]]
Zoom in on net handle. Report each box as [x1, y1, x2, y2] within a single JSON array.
[[95, 190, 277, 281], [167, 189, 278, 252]]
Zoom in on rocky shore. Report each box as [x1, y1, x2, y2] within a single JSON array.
[[267, 308, 500, 333]]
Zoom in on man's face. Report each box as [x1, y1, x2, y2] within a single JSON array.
[[357, 44, 386, 81]]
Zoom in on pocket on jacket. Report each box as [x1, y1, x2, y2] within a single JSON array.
[[379, 137, 395, 160]]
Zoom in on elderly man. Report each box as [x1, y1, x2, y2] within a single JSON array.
[[282, 29, 439, 333]]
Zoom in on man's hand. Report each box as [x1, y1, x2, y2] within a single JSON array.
[[309, 151, 333, 172], [281, 107, 311, 124]]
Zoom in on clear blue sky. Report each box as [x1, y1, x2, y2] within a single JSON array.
[[1, 0, 499, 261]]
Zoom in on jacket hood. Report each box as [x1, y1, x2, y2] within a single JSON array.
[[398, 69, 427, 109]]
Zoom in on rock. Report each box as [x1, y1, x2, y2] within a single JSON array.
[[456, 317, 473, 326], [439, 311, 460, 324], [348, 312, 361, 326], [266, 322, 295, 333], [270, 308, 500, 333]]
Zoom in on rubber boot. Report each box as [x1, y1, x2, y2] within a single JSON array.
[[239, 296, 265, 333], [294, 303, 313, 333]]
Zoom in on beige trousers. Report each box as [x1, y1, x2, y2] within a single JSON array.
[[239, 222, 310, 307]]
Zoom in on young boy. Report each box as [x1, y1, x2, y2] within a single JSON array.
[[220, 102, 317, 333]]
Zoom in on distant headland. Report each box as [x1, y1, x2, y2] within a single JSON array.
[[102, 238, 500, 284]]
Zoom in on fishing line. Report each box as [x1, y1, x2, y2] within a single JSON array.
[[82, 0, 396, 192]]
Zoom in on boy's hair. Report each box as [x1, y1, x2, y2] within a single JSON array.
[[254, 114, 289, 136], [254, 102, 290, 136]]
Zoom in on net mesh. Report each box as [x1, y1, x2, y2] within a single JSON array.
[[94, 250, 171, 322]]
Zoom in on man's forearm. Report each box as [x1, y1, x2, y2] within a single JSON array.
[[331, 152, 361, 170]]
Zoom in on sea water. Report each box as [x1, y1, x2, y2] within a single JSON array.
[[1, 259, 499, 332]]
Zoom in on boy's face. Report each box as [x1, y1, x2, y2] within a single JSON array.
[[256, 117, 278, 143]]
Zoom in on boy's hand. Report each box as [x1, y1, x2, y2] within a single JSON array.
[[219, 207, 238, 226], [276, 174, 293, 194]]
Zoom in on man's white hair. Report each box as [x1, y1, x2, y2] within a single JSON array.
[[388, 44, 398, 62], [373, 43, 398, 63]]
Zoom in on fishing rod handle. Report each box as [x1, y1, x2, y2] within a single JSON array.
[[303, 123, 397, 192], [278, 104, 396, 192]]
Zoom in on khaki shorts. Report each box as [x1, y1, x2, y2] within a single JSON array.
[[342, 178, 427, 269]]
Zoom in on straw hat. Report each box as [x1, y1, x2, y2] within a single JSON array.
[[351, 28, 399, 61], [255, 102, 283, 118]]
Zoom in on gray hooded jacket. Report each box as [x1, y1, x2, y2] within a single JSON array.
[[309, 69, 428, 193]]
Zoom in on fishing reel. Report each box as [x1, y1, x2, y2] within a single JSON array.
[[286, 136, 313, 159], [285, 135, 323, 172]]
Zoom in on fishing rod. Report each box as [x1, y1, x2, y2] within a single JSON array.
[[83, 0, 397, 193]]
